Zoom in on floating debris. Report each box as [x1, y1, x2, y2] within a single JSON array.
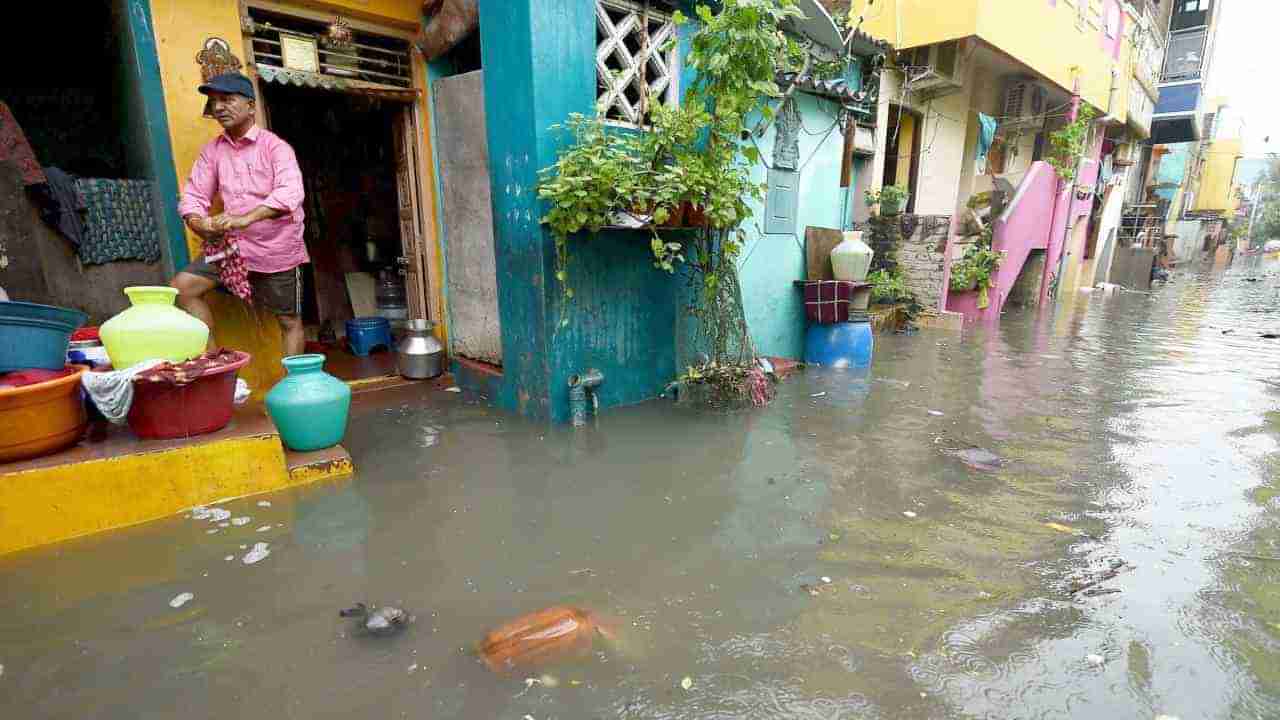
[[407, 663, 419, 674], [169, 592, 194, 609], [680, 676, 694, 691], [539, 673, 560, 688], [445, 387, 462, 393], [821, 576, 833, 584], [257, 500, 272, 508], [231, 517, 251, 527], [224, 555, 234, 562], [242, 542, 270, 565], [1070, 559, 1133, 595], [205, 528, 219, 535], [256, 525, 273, 533], [810, 392, 827, 398], [928, 410, 944, 417], [800, 583, 821, 597], [903, 511, 918, 518], [1086, 653, 1105, 667], [208, 508, 232, 523], [479, 606, 611, 673], [1044, 522, 1077, 534], [190, 506, 212, 520], [341, 603, 410, 636]]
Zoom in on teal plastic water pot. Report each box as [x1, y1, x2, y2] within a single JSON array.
[[0, 301, 88, 372], [265, 354, 351, 451]]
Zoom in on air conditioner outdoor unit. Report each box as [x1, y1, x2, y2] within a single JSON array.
[[1112, 141, 1138, 167], [1001, 78, 1050, 130], [901, 40, 966, 98]]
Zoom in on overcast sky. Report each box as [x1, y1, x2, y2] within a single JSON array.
[[1211, 0, 1273, 155]]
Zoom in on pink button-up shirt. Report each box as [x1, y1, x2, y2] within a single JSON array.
[[178, 125, 309, 274]]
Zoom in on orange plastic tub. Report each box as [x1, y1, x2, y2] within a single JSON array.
[[0, 365, 88, 463]]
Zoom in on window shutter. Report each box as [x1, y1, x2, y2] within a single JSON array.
[[765, 169, 799, 236]]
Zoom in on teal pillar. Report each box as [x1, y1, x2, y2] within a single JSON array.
[[126, 0, 189, 271]]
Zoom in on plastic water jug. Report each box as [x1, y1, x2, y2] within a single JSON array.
[[830, 231, 874, 282], [100, 287, 208, 369]]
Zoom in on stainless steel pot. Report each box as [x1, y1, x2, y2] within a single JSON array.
[[397, 318, 444, 379]]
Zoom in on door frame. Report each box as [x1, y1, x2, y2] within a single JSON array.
[[238, 0, 446, 335]]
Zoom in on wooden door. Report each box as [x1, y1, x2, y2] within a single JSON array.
[[393, 105, 430, 320]]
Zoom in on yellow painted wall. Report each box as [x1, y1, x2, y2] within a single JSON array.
[[148, 0, 426, 393], [858, 0, 1129, 115], [1195, 138, 1243, 213]]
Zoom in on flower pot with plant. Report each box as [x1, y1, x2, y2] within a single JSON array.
[[865, 184, 910, 216]]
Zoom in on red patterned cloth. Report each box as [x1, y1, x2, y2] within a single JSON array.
[[803, 280, 858, 324], [135, 349, 242, 386], [0, 101, 46, 186], [203, 235, 253, 304]]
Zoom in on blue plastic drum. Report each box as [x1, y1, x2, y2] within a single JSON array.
[[804, 320, 873, 369]]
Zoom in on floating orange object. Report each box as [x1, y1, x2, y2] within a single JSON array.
[[478, 606, 612, 673]]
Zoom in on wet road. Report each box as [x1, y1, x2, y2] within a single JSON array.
[[2, 259, 1280, 719]]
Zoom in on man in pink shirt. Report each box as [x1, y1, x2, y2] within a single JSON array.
[[172, 73, 310, 356]]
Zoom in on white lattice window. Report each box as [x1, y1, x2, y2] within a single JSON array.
[[596, 0, 680, 126]]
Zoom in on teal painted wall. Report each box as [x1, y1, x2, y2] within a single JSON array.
[[1153, 143, 1191, 203], [738, 92, 851, 360], [477, 0, 696, 422], [473, 1, 866, 419]]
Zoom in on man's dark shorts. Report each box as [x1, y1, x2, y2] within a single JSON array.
[[183, 258, 303, 317]]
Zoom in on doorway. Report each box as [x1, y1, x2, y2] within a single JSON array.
[[883, 104, 922, 214], [258, 83, 416, 381]]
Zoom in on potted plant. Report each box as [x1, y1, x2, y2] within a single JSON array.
[[949, 243, 1003, 308], [867, 268, 910, 305], [865, 184, 910, 216]]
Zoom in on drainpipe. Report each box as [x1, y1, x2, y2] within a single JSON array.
[[1046, 81, 1084, 305], [568, 369, 604, 427]]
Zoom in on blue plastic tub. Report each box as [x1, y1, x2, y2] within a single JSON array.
[[0, 301, 89, 372], [804, 320, 874, 369]]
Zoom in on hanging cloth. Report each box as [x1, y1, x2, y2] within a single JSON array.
[[203, 235, 254, 304], [0, 101, 46, 186], [975, 113, 997, 175]]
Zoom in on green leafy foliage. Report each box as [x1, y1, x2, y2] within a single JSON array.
[[1046, 107, 1097, 184], [864, 184, 910, 215], [949, 228, 1003, 292], [867, 268, 911, 304]]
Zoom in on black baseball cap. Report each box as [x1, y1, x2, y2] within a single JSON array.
[[199, 73, 256, 100]]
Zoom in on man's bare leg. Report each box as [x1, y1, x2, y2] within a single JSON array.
[[278, 314, 305, 358], [171, 272, 218, 350]]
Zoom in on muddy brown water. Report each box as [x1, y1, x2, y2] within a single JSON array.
[[3, 259, 1280, 719]]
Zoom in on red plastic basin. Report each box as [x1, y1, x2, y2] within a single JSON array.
[[126, 351, 251, 440]]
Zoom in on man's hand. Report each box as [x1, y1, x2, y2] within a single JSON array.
[[210, 213, 254, 232], [210, 206, 287, 233], [184, 214, 224, 241]]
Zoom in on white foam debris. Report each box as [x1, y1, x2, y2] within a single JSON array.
[[190, 506, 212, 520], [257, 500, 272, 508], [208, 508, 232, 523], [169, 592, 194, 608], [224, 555, 235, 562], [231, 517, 251, 527], [242, 542, 271, 565], [1086, 654, 1105, 667], [903, 511, 918, 518], [256, 525, 272, 533]]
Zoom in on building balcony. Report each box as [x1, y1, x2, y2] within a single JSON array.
[[1151, 82, 1202, 144]]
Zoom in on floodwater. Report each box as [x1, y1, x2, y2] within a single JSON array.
[[4, 259, 1280, 719]]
